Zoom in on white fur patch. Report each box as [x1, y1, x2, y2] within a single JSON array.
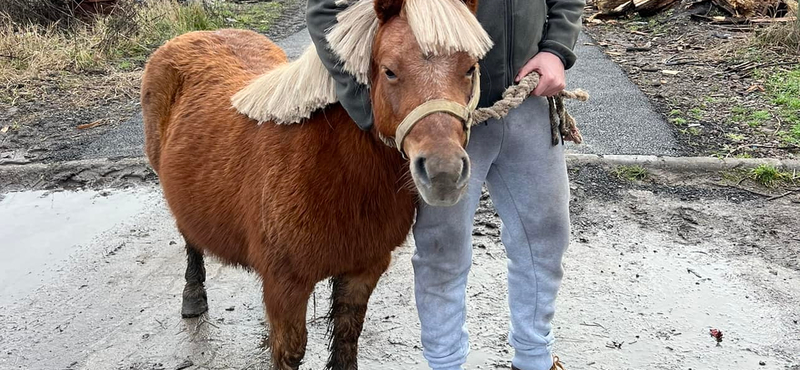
[[231, 0, 492, 125]]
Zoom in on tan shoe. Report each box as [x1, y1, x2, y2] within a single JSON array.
[[551, 355, 565, 370], [511, 355, 565, 370]]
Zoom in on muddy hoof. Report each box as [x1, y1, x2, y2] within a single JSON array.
[[181, 284, 208, 318]]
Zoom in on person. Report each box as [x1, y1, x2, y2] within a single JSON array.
[[307, 0, 584, 369]]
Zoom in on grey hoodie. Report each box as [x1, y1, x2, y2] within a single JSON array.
[[307, 0, 585, 131]]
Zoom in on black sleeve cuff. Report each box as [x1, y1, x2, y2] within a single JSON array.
[[539, 40, 577, 70]]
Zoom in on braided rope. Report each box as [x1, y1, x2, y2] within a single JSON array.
[[471, 72, 589, 146]]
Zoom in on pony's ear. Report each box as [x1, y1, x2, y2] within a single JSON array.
[[374, 0, 404, 24], [462, 0, 479, 13]]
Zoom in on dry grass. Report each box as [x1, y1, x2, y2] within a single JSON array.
[[0, 0, 234, 140], [0, 0, 225, 81], [0, 0, 286, 95], [3, 0, 78, 29], [0, 0, 285, 162], [0, 19, 107, 80], [754, 12, 800, 53], [0, 0, 233, 117]]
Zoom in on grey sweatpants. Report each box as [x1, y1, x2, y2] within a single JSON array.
[[411, 96, 571, 370]]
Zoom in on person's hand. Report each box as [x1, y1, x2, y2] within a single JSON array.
[[515, 51, 566, 97]]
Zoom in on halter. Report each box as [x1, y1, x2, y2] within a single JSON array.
[[393, 65, 481, 157]]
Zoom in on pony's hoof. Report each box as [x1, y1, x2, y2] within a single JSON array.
[[181, 285, 208, 318], [181, 298, 208, 318]]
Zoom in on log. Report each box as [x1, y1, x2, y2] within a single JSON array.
[[633, 0, 680, 15], [597, 0, 634, 12], [690, 13, 796, 23], [749, 15, 798, 22]]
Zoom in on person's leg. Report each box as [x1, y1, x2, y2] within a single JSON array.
[[485, 96, 571, 370], [412, 121, 503, 370]]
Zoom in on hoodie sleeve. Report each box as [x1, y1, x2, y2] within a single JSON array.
[[307, 0, 374, 131], [539, 0, 585, 70]]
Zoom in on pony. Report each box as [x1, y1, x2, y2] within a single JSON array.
[[140, 0, 491, 368]]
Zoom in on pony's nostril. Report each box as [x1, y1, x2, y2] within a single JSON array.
[[414, 157, 431, 186], [458, 157, 470, 186]]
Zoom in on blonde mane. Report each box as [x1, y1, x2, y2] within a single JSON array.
[[231, 0, 493, 125]]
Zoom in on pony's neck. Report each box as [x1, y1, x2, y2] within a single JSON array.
[[325, 104, 413, 200]]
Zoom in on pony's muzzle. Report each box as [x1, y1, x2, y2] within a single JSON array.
[[412, 149, 470, 207]]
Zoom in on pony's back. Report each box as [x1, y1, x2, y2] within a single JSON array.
[[141, 29, 287, 172]]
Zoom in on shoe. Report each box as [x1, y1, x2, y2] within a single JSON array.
[[551, 356, 565, 370], [511, 355, 565, 370]]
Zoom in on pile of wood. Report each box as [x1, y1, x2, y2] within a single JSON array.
[[689, 0, 798, 23], [593, 0, 798, 19], [595, 0, 680, 16]]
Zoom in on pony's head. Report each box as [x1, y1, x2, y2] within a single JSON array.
[[232, 0, 492, 206], [369, 0, 491, 206]]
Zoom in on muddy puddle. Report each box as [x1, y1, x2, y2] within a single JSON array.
[[0, 188, 156, 306], [1, 179, 798, 370]]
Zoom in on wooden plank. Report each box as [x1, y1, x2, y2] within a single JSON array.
[[612, 0, 636, 13], [597, 0, 634, 12], [749, 16, 798, 23]]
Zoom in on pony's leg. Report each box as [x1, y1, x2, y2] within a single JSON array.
[[263, 275, 314, 370], [181, 240, 208, 318], [326, 254, 391, 370]]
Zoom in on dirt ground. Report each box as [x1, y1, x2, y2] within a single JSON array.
[[0, 0, 308, 165], [1, 165, 798, 370], [582, 1, 800, 159]]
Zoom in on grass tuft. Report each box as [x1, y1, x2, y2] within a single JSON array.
[[216, 2, 282, 33], [766, 68, 800, 144], [614, 165, 649, 182], [754, 15, 800, 54], [726, 133, 746, 142], [671, 117, 687, 126], [748, 110, 771, 127], [749, 164, 791, 187], [792, 123, 800, 142]]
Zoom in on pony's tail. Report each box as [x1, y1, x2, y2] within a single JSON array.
[[141, 44, 181, 174]]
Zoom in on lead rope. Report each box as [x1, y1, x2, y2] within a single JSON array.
[[470, 72, 589, 146]]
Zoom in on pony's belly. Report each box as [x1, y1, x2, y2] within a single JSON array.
[[257, 198, 415, 279], [158, 165, 252, 266]]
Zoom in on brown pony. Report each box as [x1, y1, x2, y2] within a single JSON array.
[[141, 0, 490, 368]]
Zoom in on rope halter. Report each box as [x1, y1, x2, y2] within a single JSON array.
[[393, 65, 481, 157]]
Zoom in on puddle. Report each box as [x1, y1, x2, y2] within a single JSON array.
[[0, 188, 155, 305]]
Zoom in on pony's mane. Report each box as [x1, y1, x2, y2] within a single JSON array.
[[231, 0, 493, 125]]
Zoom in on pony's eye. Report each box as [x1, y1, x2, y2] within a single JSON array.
[[385, 68, 397, 80], [466, 65, 476, 77]]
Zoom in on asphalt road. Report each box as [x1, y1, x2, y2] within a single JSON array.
[[77, 29, 682, 162]]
